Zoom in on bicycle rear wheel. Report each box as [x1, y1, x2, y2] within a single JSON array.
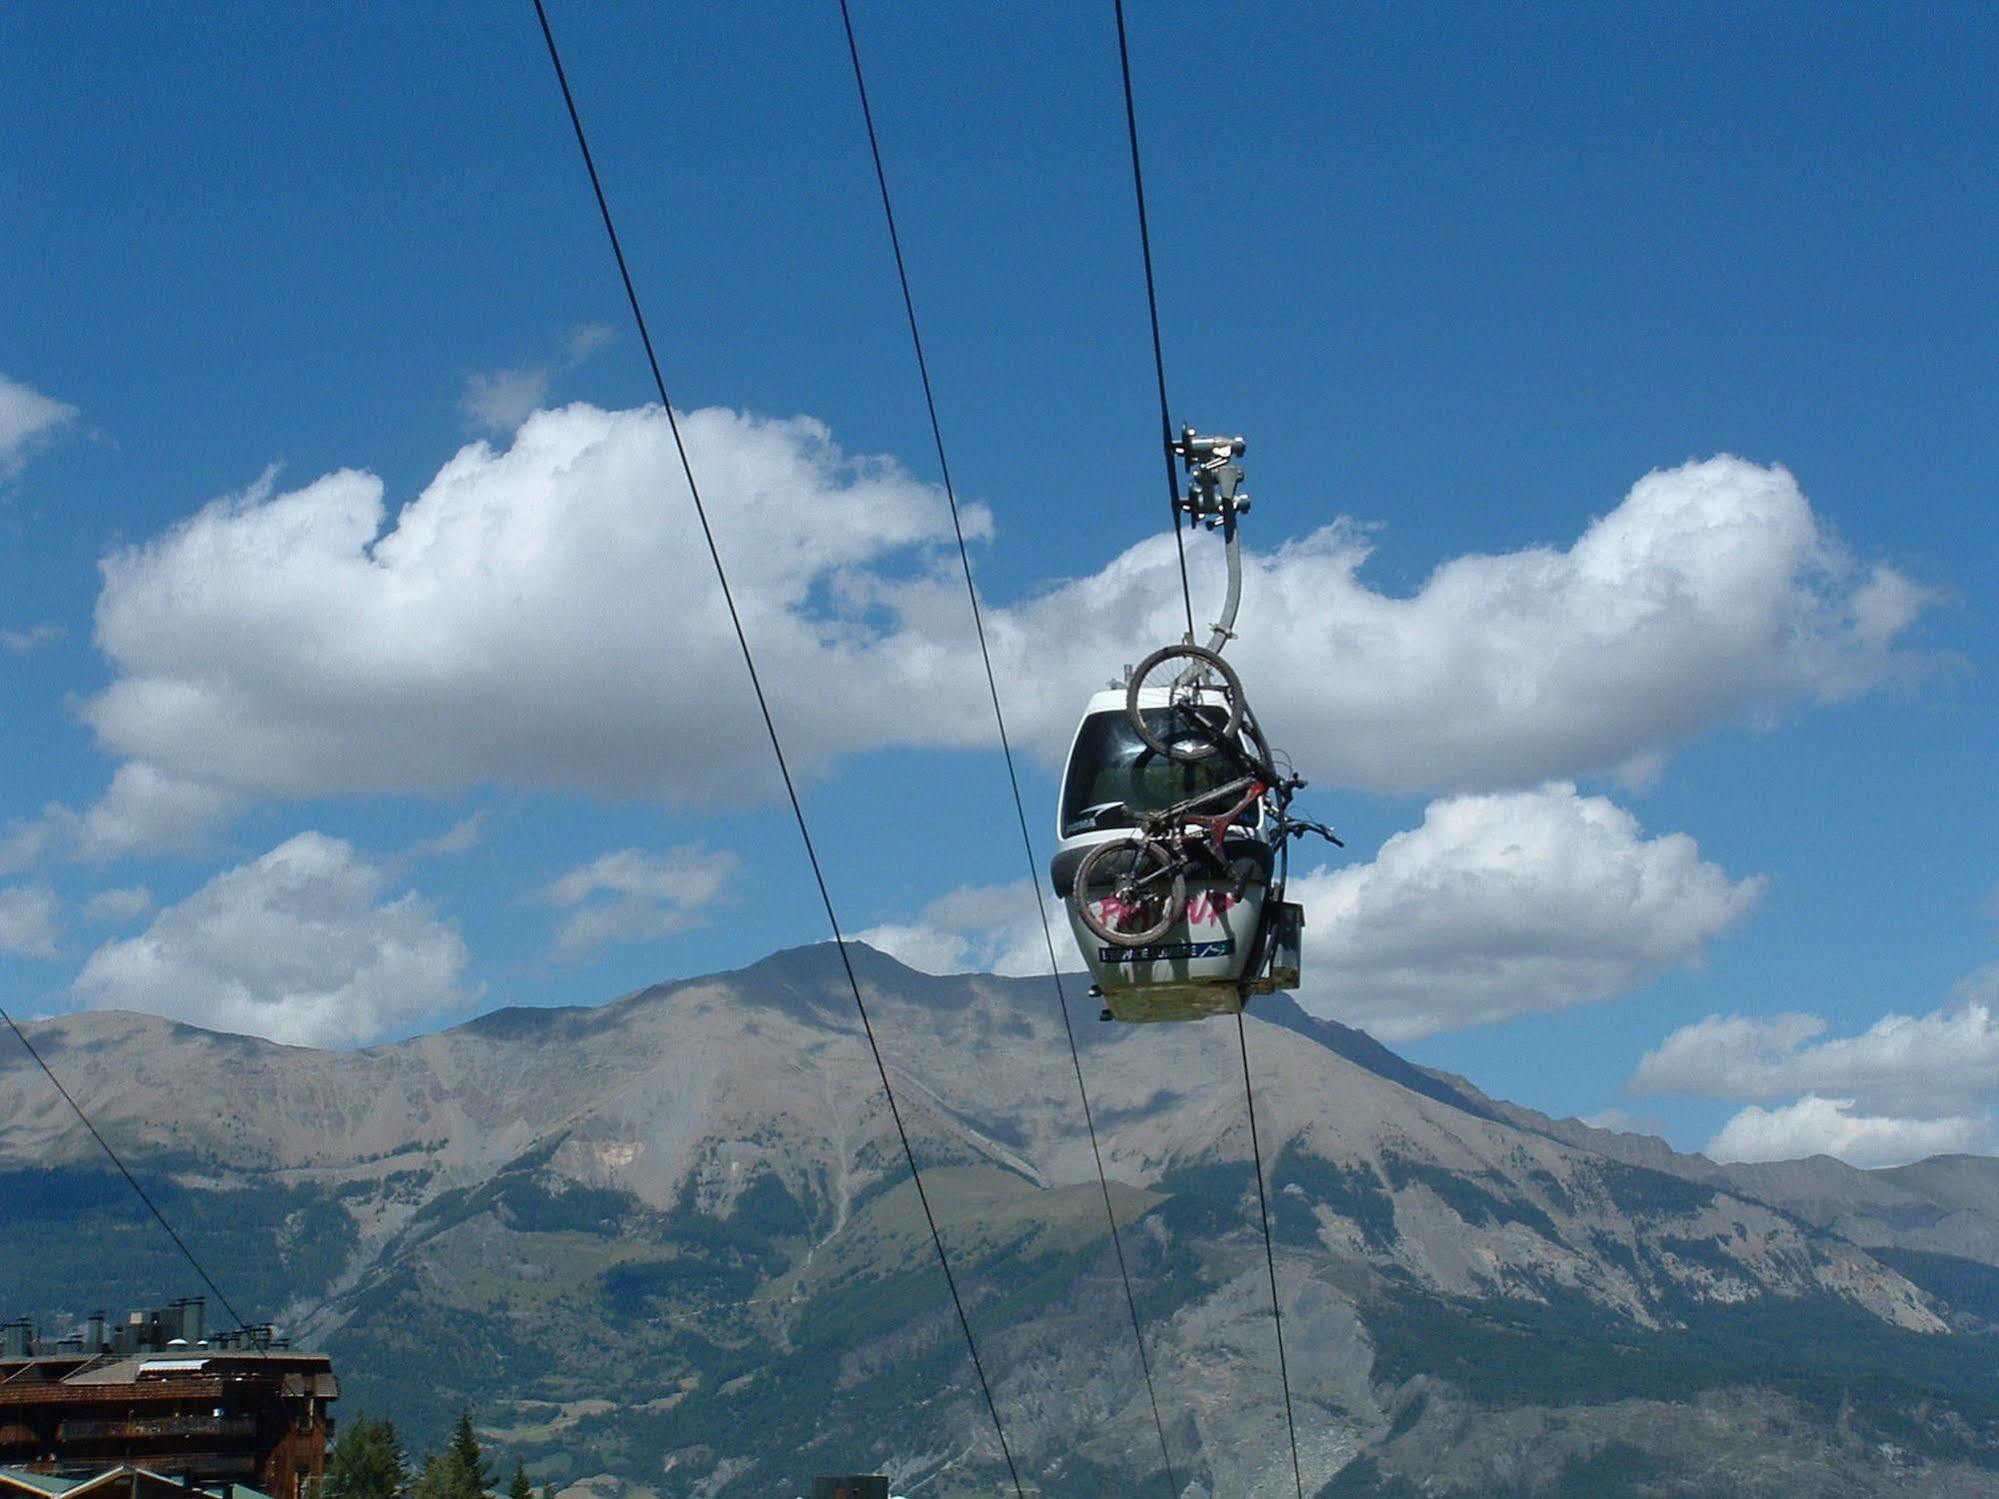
[[1072, 835, 1186, 947], [1127, 643, 1245, 762]]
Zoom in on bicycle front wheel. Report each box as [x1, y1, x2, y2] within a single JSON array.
[[1072, 836, 1186, 948]]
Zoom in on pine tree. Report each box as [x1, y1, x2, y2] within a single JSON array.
[[409, 1453, 453, 1499], [448, 1410, 492, 1499], [506, 1466, 532, 1499], [321, 1415, 407, 1499]]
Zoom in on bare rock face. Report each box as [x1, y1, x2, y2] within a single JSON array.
[[5, 943, 1999, 1497]]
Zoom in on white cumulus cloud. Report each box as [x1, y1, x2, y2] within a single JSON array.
[[1579, 1106, 1668, 1137], [1634, 968, 1999, 1117], [460, 323, 616, 434], [1289, 783, 1765, 1040], [538, 845, 740, 954], [2, 623, 64, 654], [0, 885, 61, 959], [0, 375, 77, 475], [461, 368, 549, 434], [0, 823, 51, 878], [81, 886, 153, 926], [71, 832, 474, 1047], [1634, 966, 1999, 1168], [78, 411, 1931, 812], [64, 763, 241, 861], [409, 813, 487, 860], [0, 764, 237, 876], [857, 879, 1074, 980], [859, 786, 1755, 1034], [1705, 1095, 1989, 1170], [959, 452, 1936, 792], [86, 404, 984, 804]]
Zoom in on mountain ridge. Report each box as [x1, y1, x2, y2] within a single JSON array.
[[6, 943, 1999, 1496]]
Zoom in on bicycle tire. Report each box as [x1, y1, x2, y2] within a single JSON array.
[[1072, 835, 1186, 947], [1127, 643, 1245, 762]]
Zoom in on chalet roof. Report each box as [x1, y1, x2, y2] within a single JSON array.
[[0, 1474, 84, 1496], [0, 1351, 333, 1390], [0, 1466, 272, 1499]]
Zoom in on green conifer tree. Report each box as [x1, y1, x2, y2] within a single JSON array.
[[447, 1411, 493, 1499], [321, 1415, 407, 1499], [408, 1453, 453, 1499], [506, 1466, 532, 1499]]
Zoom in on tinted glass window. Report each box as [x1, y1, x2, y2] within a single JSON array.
[[1060, 710, 1254, 836]]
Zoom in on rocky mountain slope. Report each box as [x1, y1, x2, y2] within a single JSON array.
[[5, 945, 1999, 1496]]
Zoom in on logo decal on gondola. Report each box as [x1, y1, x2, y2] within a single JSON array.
[[1099, 939, 1235, 964]]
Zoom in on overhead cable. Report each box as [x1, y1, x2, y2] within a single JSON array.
[[835, 3, 1180, 1490], [1237, 1011, 1307, 1499], [1114, 4, 1309, 1493], [1113, 0, 1199, 648], [526, 5, 1026, 1495]]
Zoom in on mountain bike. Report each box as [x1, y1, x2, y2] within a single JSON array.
[[1069, 770, 1270, 947], [1075, 639, 1341, 947]]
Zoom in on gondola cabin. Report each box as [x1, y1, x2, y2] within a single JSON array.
[[1050, 684, 1301, 1022]]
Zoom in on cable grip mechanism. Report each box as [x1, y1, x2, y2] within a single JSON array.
[[1172, 427, 1250, 529], [1168, 426, 1250, 659]]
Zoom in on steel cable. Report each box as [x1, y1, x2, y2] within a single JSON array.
[[1115, 4, 1309, 1493], [2, 1004, 252, 1332], [1113, 0, 1200, 648], [836, 3, 1180, 1490], [528, 5, 1026, 1494], [1237, 1010, 1307, 1499]]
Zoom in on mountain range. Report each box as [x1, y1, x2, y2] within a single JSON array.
[[5, 944, 1999, 1497]]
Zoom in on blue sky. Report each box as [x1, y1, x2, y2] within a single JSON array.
[[2, 2, 1992, 1168]]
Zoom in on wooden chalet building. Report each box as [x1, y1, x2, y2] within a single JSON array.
[[0, 1304, 335, 1499]]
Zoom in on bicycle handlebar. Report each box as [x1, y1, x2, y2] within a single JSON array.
[[1285, 817, 1344, 848]]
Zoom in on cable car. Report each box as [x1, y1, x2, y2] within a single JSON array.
[[1051, 670, 1303, 1021], [1049, 431, 1333, 1022]]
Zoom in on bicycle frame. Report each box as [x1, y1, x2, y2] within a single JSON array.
[[1135, 773, 1269, 873]]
